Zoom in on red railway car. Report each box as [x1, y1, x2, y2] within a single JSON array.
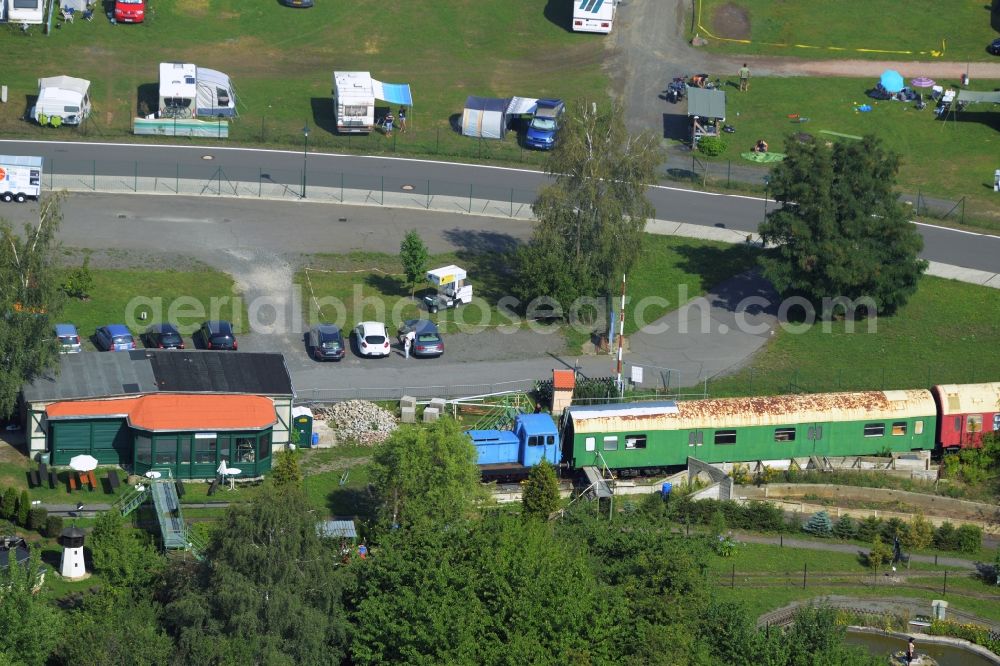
[[932, 382, 1000, 450]]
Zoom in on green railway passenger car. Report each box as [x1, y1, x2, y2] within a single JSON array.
[[564, 390, 937, 474]]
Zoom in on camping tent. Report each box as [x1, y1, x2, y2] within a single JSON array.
[[462, 96, 511, 139], [196, 67, 237, 118]]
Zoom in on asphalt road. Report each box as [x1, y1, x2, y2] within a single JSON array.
[[2, 140, 996, 273]]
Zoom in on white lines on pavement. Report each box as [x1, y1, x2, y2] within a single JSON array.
[[912, 220, 999, 238]]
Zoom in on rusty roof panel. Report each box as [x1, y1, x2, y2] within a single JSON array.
[[570, 390, 936, 434], [932, 382, 1000, 416]]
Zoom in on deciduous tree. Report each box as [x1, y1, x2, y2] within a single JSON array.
[[514, 101, 661, 313], [0, 551, 62, 666], [369, 419, 483, 528], [88, 510, 163, 592], [0, 198, 65, 417], [758, 135, 927, 315], [399, 229, 429, 297]]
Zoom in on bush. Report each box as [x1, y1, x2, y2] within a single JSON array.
[[709, 509, 727, 537], [45, 515, 64, 539], [17, 490, 29, 527], [833, 515, 858, 540], [61, 256, 94, 300], [37, 113, 48, 126], [696, 136, 727, 156], [856, 515, 883, 543], [955, 524, 982, 554], [0, 488, 16, 520], [865, 535, 894, 570], [802, 510, 833, 538], [905, 514, 934, 551], [27, 507, 47, 532], [934, 522, 958, 551]]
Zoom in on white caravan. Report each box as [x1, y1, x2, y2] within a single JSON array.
[[7, 0, 45, 24], [572, 0, 616, 34], [158, 63, 198, 119], [332, 71, 375, 134], [33, 76, 92, 126]]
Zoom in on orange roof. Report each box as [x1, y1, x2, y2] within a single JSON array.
[[553, 369, 576, 391], [46, 394, 275, 432]]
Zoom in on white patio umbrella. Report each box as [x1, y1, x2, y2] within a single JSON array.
[[68, 454, 98, 472], [216, 459, 229, 477]]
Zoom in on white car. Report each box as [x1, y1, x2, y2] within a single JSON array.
[[353, 321, 391, 358]]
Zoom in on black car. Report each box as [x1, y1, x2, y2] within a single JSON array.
[[281, 0, 313, 7], [989, 38, 1000, 56], [306, 324, 345, 361], [144, 323, 185, 349], [397, 319, 444, 358], [195, 320, 237, 350]]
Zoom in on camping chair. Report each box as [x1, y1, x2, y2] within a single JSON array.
[[82, 5, 94, 20], [61, 7, 74, 22]]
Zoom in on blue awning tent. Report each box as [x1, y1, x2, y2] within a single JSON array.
[[462, 96, 511, 139], [371, 79, 413, 106]]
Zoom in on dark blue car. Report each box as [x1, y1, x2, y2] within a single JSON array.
[[95, 324, 136, 352], [525, 99, 565, 150]]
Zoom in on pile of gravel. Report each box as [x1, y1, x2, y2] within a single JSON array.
[[317, 400, 398, 446]]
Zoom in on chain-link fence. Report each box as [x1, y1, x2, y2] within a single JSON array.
[[295, 379, 537, 403]]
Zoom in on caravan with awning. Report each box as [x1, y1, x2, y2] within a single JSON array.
[[332, 71, 412, 134]]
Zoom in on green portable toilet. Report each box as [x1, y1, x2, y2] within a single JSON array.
[[291, 406, 314, 448]]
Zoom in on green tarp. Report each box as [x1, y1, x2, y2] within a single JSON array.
[[956, 89, 1000, 105], [687, 88, 726, 120], [741, 152, 786, 163]]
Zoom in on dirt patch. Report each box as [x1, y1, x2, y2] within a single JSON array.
[[174, 0, 208, 18], [712, 2, 751, 40]]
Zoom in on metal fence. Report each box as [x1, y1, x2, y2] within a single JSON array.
[[294, 378, 537, 403]]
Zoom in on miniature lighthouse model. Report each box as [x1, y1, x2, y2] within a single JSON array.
[[59, 527, 87, 581]]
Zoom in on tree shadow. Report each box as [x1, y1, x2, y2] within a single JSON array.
[[672, 242, 761, 297], [363, 272, 407, 298], [326, 486, 375, 522], [991, 0, 1000, 32], [543, 0, 574, 32], [442, 229, 522, 302]]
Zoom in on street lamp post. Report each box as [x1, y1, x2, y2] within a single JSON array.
[[302, 123, 310, 199], [763, 175, 770, 217]]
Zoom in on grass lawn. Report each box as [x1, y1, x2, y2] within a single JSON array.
[[694, 0, 999, 62], [695, 77, 1000, 231], [59, 266, 246, 348], [300, 236, 759, 351], [705, 542, 955, 575], [705, 276, 1000, 396], [0, 0, 605, 166]]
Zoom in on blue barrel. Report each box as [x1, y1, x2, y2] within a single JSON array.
[[661, 482, 672, 498], [311, 432, 320, 447]]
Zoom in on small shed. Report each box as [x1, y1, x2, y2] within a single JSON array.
[[462, 96, 511, 139], [686, 87, 726, 144]]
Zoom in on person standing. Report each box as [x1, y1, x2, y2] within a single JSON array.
[[398, 107, 407, 133], [384, 112, 394, 137], [739, 63, 751, 92], [905, 637, 916, 664], [404, 329, 415, 359]]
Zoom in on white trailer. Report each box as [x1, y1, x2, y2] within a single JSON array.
[[33, 76, 92, 126], [332, 71, 375, 134], [7, 0, 45, 25], [158, 63, 198, 119], [423, 265, 473, 313], [0, 155, 43, 203], [572, 0, 616, 34]]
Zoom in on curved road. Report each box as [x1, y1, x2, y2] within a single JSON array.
[[1, 139, 997, 273]]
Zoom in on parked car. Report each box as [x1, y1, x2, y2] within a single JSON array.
[[54, 324, 82, 354], [524, 99, 565, 150], [989, 38, 1000, 56], [195, 320, 237, 351], [280, 0, 313, 7], [94, 324, 136, 352], [397, 319, 444, 358], [114, 0, 145, 23], [144, 323, 185, 349], [306, 324, 345, 361], [353, 321, 390, 358]]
